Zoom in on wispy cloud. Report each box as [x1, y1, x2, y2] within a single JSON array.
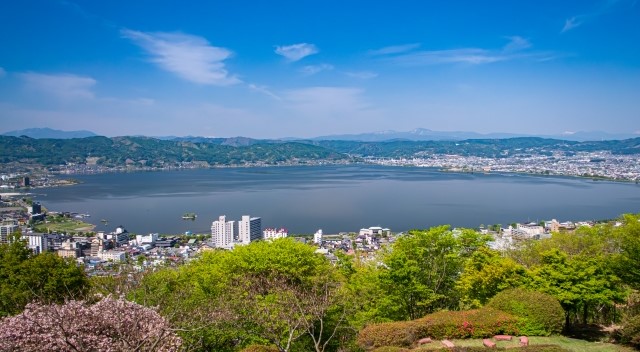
[[561, 0, 630, 33], [562, 17, 583, 32], [274, 43, 318, 62], [299, 64, 334, 76], [19, 72, 97, 100], [369, 43, 421, 56], [503, 36, 532, 52], [345, 71, 378, 79], [121, 29, 240, 85], [248, 83, 281, 100], [0, 67, 6, 78], [381, 37, 551, 66]]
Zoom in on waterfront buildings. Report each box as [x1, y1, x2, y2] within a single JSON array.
[[263, 227, 288, 240], [313, 229, 323, 244], [238, 215, 262, 244], [0, 222, 18, 244], [211, 215, 237, 248], [211, 215, 262, 247]]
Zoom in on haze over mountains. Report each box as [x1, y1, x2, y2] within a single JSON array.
[[3, 127, 638, 142]]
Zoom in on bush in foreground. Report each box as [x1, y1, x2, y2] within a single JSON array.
[[357, 307, 519, 349], [487, 288, 564, 336], [240, 344, 280, 352], [619, 314, 640, 347], [0, 297, 181, 352]]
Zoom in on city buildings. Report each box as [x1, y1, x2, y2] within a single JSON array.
[[238, 215, 262, 244], [212, 215, 262, 247], [211, 215, 237, 248], [313, 229, 323, 244], [263, 227, 288, 240]]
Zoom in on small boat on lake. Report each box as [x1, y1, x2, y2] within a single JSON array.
[[182, 212, 197, 220]]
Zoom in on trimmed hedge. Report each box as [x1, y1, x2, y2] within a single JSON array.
[[357, 321, 421, 349], [487, 288, 564, 336], [357, 307, 519, 349], [413, 307, 519, 339], [620, 314, 640, 347]]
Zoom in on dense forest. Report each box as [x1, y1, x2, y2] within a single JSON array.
[[1, 214, 640, 351], [2, 135, 640, 169]]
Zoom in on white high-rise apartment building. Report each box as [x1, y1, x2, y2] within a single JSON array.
[[238, 215, 261, 244], [22, 232, 48, 254], [313, 229, 323, 244], [211, 215, 237, 248]]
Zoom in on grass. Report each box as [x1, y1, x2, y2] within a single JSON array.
[[409, 336, 635, 352], [38, 219, 95, 233]]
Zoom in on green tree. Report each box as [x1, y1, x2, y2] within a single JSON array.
[[527, 249, 625, 328], [0, 235, 89, 317], [377, 226, 489, 320], [456, 246, 528, 308]]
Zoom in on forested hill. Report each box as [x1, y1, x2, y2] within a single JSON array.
[[0, 136, 348, 167], [310, 137, 640, 158], [2, 135, 640, 168]]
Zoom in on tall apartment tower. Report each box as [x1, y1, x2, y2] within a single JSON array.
[[211, 215, 237, 248], [238, 215, 261, 244]]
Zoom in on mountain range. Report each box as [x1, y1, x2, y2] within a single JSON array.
[[2, 127, 638, 142]]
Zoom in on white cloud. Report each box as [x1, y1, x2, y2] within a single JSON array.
[[19, 72, 96, 99], [248, 83, 281, 100], [122, 29, 240, 85], [562, 17, 583, 32], [0, 67, 6, 77], [385, 37, 548, 66], [391, 48, 508, 65], [299, 64, 334, 76], [274, 43, 318, 62], [503, 36, 532, 52], [345, 71, 378, 79], [561, 0, 630, 33], [368, 43, 421, 56]]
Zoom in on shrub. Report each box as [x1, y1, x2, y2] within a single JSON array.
[[619, 314, 640, 347], [371, 347, 411, 352], [240, 344, 280, 352], [357, 307, 519, 349], [357, 321, 420, 349], [413, 307, 519, 339], [487, 288, 564, 336]]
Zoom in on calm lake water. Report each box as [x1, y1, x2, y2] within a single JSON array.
[[34, 165, 640, 235]]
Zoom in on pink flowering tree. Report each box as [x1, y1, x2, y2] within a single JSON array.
[[0, 297, 181, 352]]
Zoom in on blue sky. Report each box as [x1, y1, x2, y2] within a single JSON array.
[[0, 0, 639, 138]]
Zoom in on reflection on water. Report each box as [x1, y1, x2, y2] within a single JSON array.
[[37, 166, 640, 234]]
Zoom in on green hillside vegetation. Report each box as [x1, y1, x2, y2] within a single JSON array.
[[0, 135, 348, 167], [2, 136, 639, 169], [2, 214, 640, 351]]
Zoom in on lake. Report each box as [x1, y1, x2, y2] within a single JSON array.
[[34, 165, 640, 235]]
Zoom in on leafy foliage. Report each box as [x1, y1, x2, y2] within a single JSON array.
[[619, 314, 640, 347], [456, 247, 528, 308], [357, 307, 519, 349], [487, 288, 564, 336], [527, 249, 625, 327], [0, 237, 89, 317], [377, 226, 489, 320], [0, 135, 347, 167]]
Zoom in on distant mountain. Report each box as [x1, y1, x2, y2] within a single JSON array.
[[311, 128, 639, 142], [2, 128, 98, 139]]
